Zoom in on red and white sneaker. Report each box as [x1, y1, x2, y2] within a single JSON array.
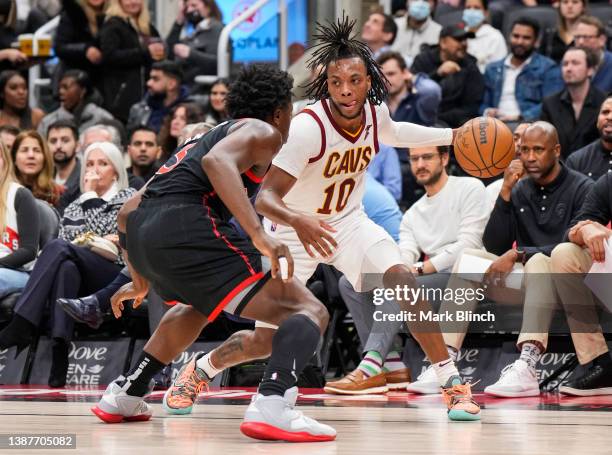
[[92, 376, 155, 424], [240, 387, 336, 442]]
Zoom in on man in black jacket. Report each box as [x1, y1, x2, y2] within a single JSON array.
[[410, 24, 484, 128], [549, 173, 612, 396], [413, 122, 593, 397], [127, 61, 190, 133], [566, 96, 612, 180], [541, 48, 606, 159]]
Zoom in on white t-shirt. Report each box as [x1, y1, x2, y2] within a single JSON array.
[[273, 100, 452, 224], [398, 176, 489, 272], [498, 55, 532, 119], [468, 24, 508, 73]]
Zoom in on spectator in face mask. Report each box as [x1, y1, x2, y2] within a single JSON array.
[[462, 0, 507, 73], [391, 0, 441, 68], [167, 0, 223, 84]]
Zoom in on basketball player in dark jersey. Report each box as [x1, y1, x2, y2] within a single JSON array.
[[91, 64, 336, 443]]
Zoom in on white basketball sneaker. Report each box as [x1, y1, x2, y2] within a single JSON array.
[[92, 376, 155, 423], [484, 359, 540, 398], [240, 387, 337, 442], [405, 365, 440, 394]]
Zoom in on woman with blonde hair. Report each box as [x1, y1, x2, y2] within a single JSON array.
[[0, 141, 40, 297], [11, 130, 61, 206], [0, 141, 136, 387], [540, 0, 588, 63], [55, 0, 109, 96], [100, 0, 163, 122]]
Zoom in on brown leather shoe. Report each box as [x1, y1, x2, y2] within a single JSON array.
[[385, 368, 411, 390], [324, 369, 388, 395]]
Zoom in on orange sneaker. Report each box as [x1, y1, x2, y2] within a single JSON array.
[[442, 376, 481, 421], [163, 354, 210, 415]]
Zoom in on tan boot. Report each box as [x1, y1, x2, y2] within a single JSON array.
[[384, 368, 411, 390], [324, 369, 388, 395]]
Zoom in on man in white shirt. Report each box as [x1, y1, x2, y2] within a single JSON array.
[[327, 145, 488, 395], [391, 0, 442, 67]]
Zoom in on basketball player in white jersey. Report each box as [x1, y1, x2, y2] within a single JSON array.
[[145, 17, 480, 422]]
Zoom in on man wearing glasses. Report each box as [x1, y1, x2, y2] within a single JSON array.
[[574, 16, 612, 94]]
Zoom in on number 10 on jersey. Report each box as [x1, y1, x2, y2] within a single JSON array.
[[317, 178, 356, 215]]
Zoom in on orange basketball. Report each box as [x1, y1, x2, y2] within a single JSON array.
[[453, 117, 515, 178]]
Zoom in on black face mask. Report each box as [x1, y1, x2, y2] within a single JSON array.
[[186, 11, 203, 25]]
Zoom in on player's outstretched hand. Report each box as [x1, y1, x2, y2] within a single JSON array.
[[292, 215, 337, 258], [111, 281, 149, 319], [252, 232, 294, 282]]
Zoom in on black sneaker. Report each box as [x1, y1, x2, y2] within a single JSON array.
[[560, 364, 612, 396]]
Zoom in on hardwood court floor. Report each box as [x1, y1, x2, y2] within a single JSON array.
[[1, 387, 611, 455]]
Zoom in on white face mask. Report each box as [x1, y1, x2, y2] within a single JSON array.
[[409, 1, 431, 21], [462, 9, 485, 29]]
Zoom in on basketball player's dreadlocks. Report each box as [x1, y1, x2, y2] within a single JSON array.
[[304, 14, 388, 105]]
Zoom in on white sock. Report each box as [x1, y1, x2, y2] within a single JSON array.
[[196, 352, 222, 378], [519, 342, 542, 371], [432, 358, 460, 387]]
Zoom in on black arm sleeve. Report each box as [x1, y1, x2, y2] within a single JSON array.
[[483, 196, 516, 255], [0, 188, 39, 269]]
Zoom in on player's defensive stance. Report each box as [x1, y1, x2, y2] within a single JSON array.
[[91, 64, 336, 443]]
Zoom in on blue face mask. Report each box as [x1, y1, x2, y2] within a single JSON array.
[[409, 1, 431, 21], [462, 9, 485, 29]]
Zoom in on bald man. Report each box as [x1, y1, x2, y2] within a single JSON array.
[[406, 122, 595, 396]]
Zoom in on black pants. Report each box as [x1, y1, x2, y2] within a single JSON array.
[[14, 239, 122, 340]]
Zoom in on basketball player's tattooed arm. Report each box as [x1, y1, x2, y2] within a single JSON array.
[[255, 167, 338, 258], [202, 120, 294, 280]]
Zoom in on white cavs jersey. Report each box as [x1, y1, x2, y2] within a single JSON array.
[[273, 98, 380, 223], [264, 98, 452, 289]]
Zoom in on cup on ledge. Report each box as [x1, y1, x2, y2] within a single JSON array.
[[18, 34, 34, 57]]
